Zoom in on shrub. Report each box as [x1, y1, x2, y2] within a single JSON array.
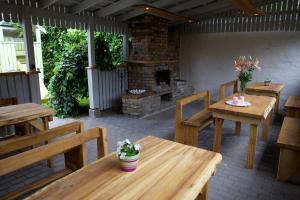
[[48, 46, 88, 117]]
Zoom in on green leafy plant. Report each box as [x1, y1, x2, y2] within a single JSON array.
[[48, 46, 88, 117], [43, 27, 124, 117]]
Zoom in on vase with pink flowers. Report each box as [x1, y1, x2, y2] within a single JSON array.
[[234, 56, 261, 96]]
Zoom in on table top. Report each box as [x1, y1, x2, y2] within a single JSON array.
[[27, 136, 222, 200], [246, 82, 284, 94], [285, 96, 300, 109], [277, 117, 300, 151], [209, 94, 276, 119], [0, 103, 54, 127]]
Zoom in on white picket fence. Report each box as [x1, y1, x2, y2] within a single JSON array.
[[0, 41, 43, 72]]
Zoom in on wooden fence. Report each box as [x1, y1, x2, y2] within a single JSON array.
[[88, 67, 128, 111], [182, 0, 300, 34], [0, 41, 43, 73], [0, 71, 41, 104]]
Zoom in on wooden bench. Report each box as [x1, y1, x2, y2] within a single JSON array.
[[174, 91, 213, 147], [219, 80, 242, 136], [285, 96, 300, 118], [277, 117, 300, 181], [0, 122, 108, 200]]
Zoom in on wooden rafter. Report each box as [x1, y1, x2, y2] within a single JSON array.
[[231, 0, 265, 15], [71, 0, 106, 14], [133, 4, 193, 22], [118, 0, 183, 21], [95, 0, 142, 17], [169, 0, 214, 13], [39, 0, 59, 8]]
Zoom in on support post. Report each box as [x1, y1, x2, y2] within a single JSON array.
[[122, 34, 129, 60], [22, 8, 36, 72], [87, 17, 101, 118]]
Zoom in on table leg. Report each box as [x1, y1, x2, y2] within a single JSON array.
[[262, 110, 272, 141], [235, 122, 241, 136], [42, 117, 53, 168], [247, 124, 258, 169], [195, 181, 209, 200], [213, 118, 224, 153]]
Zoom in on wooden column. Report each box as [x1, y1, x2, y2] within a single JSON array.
[[122, 34, 129, 60], [22, 8, 36, 72], [87, 17, 100, 118]]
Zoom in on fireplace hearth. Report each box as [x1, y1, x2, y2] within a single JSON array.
[[122, 15, 194, 117]]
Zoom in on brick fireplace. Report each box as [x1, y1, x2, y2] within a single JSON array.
[[122, 15, 193, 117]]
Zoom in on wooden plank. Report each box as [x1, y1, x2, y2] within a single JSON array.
[[0, 76, 8, 98], [28, 73, 41, 104], [14, 74, 25, 103], [27, 136, 222, 200], [0, 121, 83, 155], [277, 117, 300, 151], [0, 128, 103, 176], [0, 169, 72, 200]]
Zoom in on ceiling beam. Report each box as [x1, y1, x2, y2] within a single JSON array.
[[39, 0, 60, 8], [117, 0, 183, 21], [95, 0, 143, 17], [71, 0, 106, 14], [169, 0, 214, 13], [182, 0, 231, 16]]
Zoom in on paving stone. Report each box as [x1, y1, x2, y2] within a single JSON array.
[[0, 104, 299, 199]]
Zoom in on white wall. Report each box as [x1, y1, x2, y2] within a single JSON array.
[[179, 32, 300, 111]]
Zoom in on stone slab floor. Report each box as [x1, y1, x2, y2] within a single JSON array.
[[1, 102, 300, 200]]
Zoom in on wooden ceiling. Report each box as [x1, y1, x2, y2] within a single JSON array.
[[28, 0, 264, 22]]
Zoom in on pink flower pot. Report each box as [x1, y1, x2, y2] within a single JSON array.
[[119, 153, 140, 172]]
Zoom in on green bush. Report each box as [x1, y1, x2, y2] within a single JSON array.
[[44, 28, 124, 117], [48, 46, 88, 117]]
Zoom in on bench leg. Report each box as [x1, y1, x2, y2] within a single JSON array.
[[42, 117, 53, 168], [277, 148, 300, 181], [246, 124, 258, 169], [195, 181, 209, 200], [262, 110, 272, 141], [213, 118, 224, 153], [182, 126, 199, 147], [275, 93, 280, 114], [235, 122, 241, 136]]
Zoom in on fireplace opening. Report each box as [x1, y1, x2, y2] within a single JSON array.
[[155, 70, 170, 86]]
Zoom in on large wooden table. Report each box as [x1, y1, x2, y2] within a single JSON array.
[[0, 103, 54, 166], [284, 96, 300, 118], [0, 103, 54, 133], [246, 82, 284, 114], [209, 94, 276, 169], [27, 136, 222, 200]]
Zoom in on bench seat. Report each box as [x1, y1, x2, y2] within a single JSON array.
[[277, 117, 300, 181], [182, 110, 213, 127]]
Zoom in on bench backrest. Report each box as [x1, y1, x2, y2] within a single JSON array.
[[176, 91, 211, 122], [0, 127, 108, 176], [0, 97, 17, 107], [0, 121, 83, 156], [219, 80, 238, 100]]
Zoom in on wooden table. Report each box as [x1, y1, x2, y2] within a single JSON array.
[[0, 103, 54, 166], [246, 82, 284, 114], [209, 94, 276, 169], [284, 96, 300, 118], [0, 103, 54, 133], [27, 136, 222, 200]]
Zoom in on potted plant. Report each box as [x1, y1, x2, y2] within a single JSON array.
[[117, 139, 141, 172], [234, 56, 261, 98]]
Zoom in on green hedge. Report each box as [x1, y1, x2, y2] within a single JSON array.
[[43, 28, 124, 117]]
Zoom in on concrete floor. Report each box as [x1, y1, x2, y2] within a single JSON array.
[[1, 103, 300, 200]]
